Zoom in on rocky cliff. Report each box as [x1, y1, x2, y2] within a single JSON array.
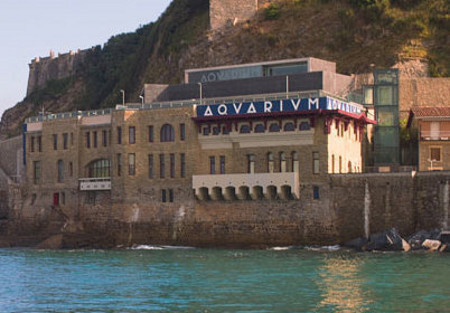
[[0, 0, 448, 139]]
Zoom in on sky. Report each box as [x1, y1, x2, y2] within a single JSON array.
[[0, 0, 172, 118]]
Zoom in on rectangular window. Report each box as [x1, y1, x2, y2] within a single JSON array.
[[57, 160, 64, 182], [70, 133, 74, 146], [160, 154, 165, 178], [313, 186, 320, 200], [86, 132, 90, 148], [53, 134, 58, 150], [180, 153, 186, 178], [161, 189, 167, 203], [169, 189, 174, 202], [128, 153, 135, 176], [210, 156, 215, 174], [102, 130, 107, 147], [38, 136, 42, 152], [148, 125, 154, 142], [248, 154, 255, 174], [33, 161, 41, 184], [63, 133, 68, 150], [30, 136, 35, 152], [313, 152, 320, 174], [129, 126, 136, 144], [430, 147, 441, 162], [69, 162, 73, 177], [180, 123, 186, 141], [220, 155, 225, 174], [61, 192, 66, 205], [117, 154, 122, 177], [117, 126, 122, 144], [170, 154, 175, 178], [148, 154, 154, 178], [93, 131, 98, 148]]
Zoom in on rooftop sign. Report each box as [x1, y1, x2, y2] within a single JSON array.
[[196, 96, 362, 118]]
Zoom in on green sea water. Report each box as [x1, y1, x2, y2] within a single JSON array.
[[0, 247, 448, 312]]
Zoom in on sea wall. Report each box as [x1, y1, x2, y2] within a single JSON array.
[[2, 171, 449, 248]]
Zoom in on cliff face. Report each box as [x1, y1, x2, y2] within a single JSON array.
[[0, 0, 448, 139]]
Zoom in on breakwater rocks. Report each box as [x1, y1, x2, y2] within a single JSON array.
[[345, 228, 450, 253]]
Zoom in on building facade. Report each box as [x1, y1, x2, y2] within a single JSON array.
[[23, 58, 374, 234]]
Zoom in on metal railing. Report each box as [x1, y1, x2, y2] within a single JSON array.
[[25, 109, 112, 123], [421, 131, 450, 140]]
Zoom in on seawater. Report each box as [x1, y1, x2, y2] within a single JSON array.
[[0, 248, 449, 312]]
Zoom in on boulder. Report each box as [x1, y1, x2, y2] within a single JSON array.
[[407, 229, 441, 250], [365, 228, 405, 251], [422, 239, 441, 251], [344, 237, 367, 251]]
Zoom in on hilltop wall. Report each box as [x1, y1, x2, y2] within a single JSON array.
[[27, 49, 88, 96]]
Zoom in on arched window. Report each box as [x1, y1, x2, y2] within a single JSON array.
[[87, 159, 111, 178], [254, 124, 265, 133], [269, 123, 280, 132], [284, 122, 295, 132], [240, 124, 251, 134], [160, 124, 175, 142], [299, 121, 310, 131], [267, 152, 274, 173]]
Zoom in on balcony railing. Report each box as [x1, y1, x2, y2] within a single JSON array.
[[79, 177, 111, 191], [421, 131, 450, 140]]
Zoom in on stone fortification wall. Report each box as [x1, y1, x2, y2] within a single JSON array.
[[0, 136, 23, 179], [27, 49, 88, 96]]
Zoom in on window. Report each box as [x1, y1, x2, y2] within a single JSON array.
[[117, 154, 122, 177], [339, 156, 342, 173], [213, 127, 220, 135], [170, 154, 175, 178], [180, 153, 186, 178], [202, 127, 210, 136], [148, 154, 154, 178], [210, 156, 215, 174], [180, 123, 186, 141], [117, 127, 122, 144], [280, 152, 286, 172], [57, 160, 64, 182], [283, 122, 295, 132], [313, 186, 320, 200], [240, 124, 251, 134], [88, 159, 111, 178], [254, 124, 265, 133], [63, 133, 68, 150], [102, 130, 107, 147], [430, 147, 441, 162], [93, 131, 98, 148], [38, 136, 42, 152], [220, 156, 225, 174], [33, 161, 41, 184], [69, 162, 73, 177], [222, 126, 230, 135], [61, 192, 66, 205], [30, 136, 35, 152], [292, 152, 299, 172], [128, 154, 135, 176], [269, 123, 280, 132], [169, 189, 174, 202], [53, 134, 58, 150], [313, 152, 320, 174], [70, 133, 74, 146], [86, 132, 90, 148], [129, 126, 136, 144], [248, 154, 255, 174], [267, 152, 274, 173], [331, 154, 335, 173], [348, 161, 352, 173], [148, 125, 154, 142], [299, 121, 310, 131], [161, 189, 167, 203], [161, 124, 175, 142], [160, 154, 165, 178]]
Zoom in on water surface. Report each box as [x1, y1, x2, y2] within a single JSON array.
[[0, 248, 448, 312]]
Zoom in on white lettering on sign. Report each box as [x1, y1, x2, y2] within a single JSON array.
[[291, 99, 301, 110], [218, 104, 227, 115], [308, 98, 319, 110], [264, 101, 273, 113], [247, 103, 256, 114], [233, 102, 243, 114], [204, 106, 213, 116]]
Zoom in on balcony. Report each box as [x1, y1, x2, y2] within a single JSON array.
[[79, 177, 111, 191], [193, 172, 299, 200], [421, 131, 450, 141]]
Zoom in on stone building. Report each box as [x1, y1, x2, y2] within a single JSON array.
[[21, 58, 377, 246]]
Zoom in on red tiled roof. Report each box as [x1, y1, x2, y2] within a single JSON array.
[[412, 107, 450, 118]]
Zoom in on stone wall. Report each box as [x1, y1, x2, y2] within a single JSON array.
[[0, 136, 23, 179], [27, 50, 88, 96]]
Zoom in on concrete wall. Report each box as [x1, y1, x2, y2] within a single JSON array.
[[0, 136, 23, 179]]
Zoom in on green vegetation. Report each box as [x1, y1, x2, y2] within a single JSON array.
[[26, 77, 74, 108], [264, 3, 280, 20]]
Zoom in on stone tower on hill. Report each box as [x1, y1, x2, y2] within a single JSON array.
[[209, 0, 269, 31]]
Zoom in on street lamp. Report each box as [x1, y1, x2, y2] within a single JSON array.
[[120, 89, 125, 106], [198, 82, 202, 105]]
